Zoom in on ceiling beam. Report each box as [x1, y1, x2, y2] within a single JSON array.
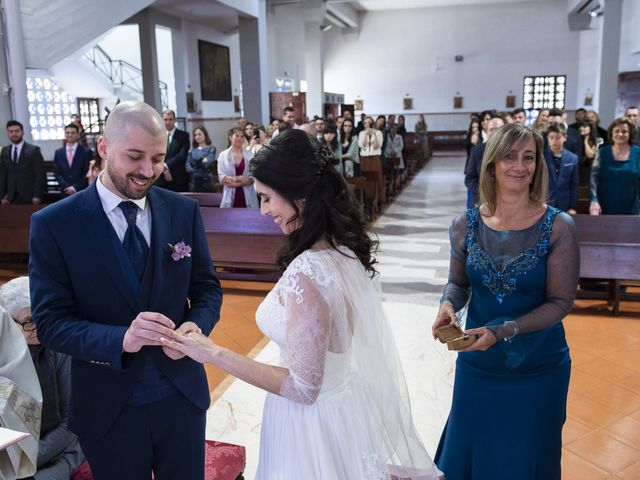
[[326, 2, 358, 28]]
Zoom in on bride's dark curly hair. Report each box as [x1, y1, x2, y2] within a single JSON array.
[[251, 129, 378, 276]]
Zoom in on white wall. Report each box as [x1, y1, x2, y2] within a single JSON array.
[[98, 25, 142, 69], [575, 23, 600, 111], [156, 26, 177, 111], [619, 0, 640, 73], [323, 1, 580, 125], [267, 4, 306, 92]]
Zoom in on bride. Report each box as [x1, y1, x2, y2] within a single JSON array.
[[162, 129, 443, 480]]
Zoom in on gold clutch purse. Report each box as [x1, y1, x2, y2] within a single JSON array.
[[435, 324, 476, 351]]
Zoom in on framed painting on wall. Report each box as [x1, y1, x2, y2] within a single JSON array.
[[198, 40, 232, 101]]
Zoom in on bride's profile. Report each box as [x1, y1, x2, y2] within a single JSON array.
[[162, 128, 443, 479]]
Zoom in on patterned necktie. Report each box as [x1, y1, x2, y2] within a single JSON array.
[[118, 201, 149, 281]]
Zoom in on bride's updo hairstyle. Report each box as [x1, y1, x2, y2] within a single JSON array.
[[251, 128, 378, 276]]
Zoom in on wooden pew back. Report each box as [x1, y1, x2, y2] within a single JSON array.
[[182, 192, 223, 207], [573, 214, 640, 280], [0, 204, 47, 254], [199, 207, 286, 280]]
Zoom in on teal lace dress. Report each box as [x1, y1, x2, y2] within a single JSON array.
[[589, 144, 640, 215], [434, 206, 579, 480]]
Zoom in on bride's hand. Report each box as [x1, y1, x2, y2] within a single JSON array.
[[161, 330, 219, 364], [432, 301, 458, 340]]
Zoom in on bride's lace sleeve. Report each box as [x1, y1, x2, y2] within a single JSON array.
[[279, 271, 332, 405], [441, 213, 471, 311]]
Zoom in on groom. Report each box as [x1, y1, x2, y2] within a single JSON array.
[[29, 101, 222, 479]]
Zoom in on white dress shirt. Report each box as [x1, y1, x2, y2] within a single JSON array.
[[11, 141, 24, 161], [96, 173, 151, 246]]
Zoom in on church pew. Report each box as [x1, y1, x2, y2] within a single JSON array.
[[0, 204, 286, 283], [182, 192, 222, 207], [0, 204, 47, 255], [199, 207, 286, 281], [427, 130, 466, 151], [574, 214, 640, 315]]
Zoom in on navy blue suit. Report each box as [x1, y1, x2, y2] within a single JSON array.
[[545, 148, 579, 212], [29, 183, 222, 478], [464, 142, 486, 208], [53, 144, 90, 192]]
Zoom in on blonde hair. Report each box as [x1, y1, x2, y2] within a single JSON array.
[[479, 123, 548, 214]]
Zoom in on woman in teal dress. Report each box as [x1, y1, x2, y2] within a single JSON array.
[[186, 125, 217, 192], [432, 123, 579, 479], [589, 117, 640, 215]]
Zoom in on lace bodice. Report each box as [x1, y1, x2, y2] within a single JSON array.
[[256, 248, 354, 405]]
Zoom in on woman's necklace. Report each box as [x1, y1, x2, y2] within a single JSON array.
[[613, 144, 630, 161]]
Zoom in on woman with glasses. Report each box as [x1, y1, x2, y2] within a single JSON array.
[[0, 276, 84, 480]]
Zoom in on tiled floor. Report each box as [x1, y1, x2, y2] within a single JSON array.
[[2, 152, 639, 478], [563, 297, 640, 479]]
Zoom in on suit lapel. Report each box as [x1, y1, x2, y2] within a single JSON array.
[[75, 184, 140, 313], [146, 188, 171, 310]]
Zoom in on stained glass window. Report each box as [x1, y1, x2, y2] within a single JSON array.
[[26, 74, 77, 141], [523, 74, 566, 115]]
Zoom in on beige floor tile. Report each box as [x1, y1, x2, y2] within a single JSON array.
[[565, 430, 640, 473], [569, 370, 614, 396], [563, 416, 593, 445], [585, 384, 640, 416], [561, 450, 611, 480], [604, 416, 640, 450], [616, 461, 640, 480], [575, 359, 636, 383], [569, 348, 597, 367], [568, 396, 626, 430], [618, 373, 640, 396], [602, 347, 640, 373]]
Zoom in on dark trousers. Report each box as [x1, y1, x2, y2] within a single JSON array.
[[79, 393, 206, 480]]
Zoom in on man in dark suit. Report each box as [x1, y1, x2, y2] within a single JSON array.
[[29, 101, 222, 480], [0, 120, 45, 205], [544, 123, 579, 214], [156, 109, 189, 192], [625, 106, 640, 145], [53, 123, 90, 196], [464, 115, 504, 208]]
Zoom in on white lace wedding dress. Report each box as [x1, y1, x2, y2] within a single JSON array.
[[254, 247, 443, 480]]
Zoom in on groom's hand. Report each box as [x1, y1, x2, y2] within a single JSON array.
[[163, 321, 202, 360], [123, 312, 176, 353]]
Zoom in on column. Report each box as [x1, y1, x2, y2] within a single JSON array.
[[137, 10, 162, 111], [303, 0, 326, 119], [3, 0, 30, 139], [596, 0, 623, 125], [239, 0, 269, 125]]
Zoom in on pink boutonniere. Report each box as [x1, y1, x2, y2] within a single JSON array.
[[168, 241, 192, 261]]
